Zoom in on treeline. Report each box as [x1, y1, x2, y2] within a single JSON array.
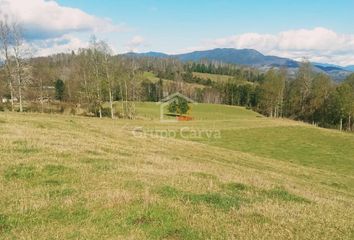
[[153, 59, 354, 131], [184, 62, 262, 82], [0, 18, 165, 119], [1, 20, 353, 130], [217, 62, 354, 131]]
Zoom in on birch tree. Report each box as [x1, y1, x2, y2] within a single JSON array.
[[258, 69, 285, 117], [0, 19, 15, 111], [11, 22, 31, 112], [100, 42, 115, 119], [88, 36, 103, 118]]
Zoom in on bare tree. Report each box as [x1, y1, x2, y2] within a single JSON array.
[[12, 22, 32, 112], [100, 42, 115, 119], [88, 36, 103, 118], [0, 20, 31, 112], [122, 59, 139, 119], [0, 19, 15, 111]]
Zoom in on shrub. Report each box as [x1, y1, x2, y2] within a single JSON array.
[[168, 97, 190, 116], [101, 107, 112, 117], [24, 103, 41, 113]]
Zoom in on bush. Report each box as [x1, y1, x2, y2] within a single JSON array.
[[100, 107, 112, 117], [89, 105, 112, 118], [168, 97, 190, 116], [24, 103, 41, 113]]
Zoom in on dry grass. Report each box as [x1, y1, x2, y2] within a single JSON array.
[[0, 109, 353, 239]]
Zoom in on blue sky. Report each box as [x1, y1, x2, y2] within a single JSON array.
[[56, 0, 354, 53], [57, 0, 354, 33], [2, 0, 354, 65]]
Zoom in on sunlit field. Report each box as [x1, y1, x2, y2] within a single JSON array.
[[1, 104, 353, 239]]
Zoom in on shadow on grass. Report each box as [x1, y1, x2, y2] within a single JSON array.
[[156, 182, 311, 212]]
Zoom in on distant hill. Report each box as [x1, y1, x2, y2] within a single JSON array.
[[313, 63, 353, 81], [313, 64, 345, 72], [127, 48, 299, 67], [344, 65, 354, 72], [175, 48, 299, 68], [124, 48, 353, 81], [125, 51, 169, 58]]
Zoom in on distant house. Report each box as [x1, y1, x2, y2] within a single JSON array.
[[157, 92, 197, 122]]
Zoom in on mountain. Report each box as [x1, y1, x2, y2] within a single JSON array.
[[313, 62, 354, 72], [315, 65, 344, 72], [344, 65, 354, 72], [128, 48, 299, 68], [125, 51, 169, 58], [313, 62, 345, 70], [176, 48, 300, 68], [124, 48, 352, 81], [313, 63, 353, 81]]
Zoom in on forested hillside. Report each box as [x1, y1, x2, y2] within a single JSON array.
[[1, 21, 354, 131]]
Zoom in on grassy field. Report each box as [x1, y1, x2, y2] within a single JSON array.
[[0, 103, 354, 239], [193, 72, 253, 85], [142, 71, 206, 90], [143, 70, 240, 84], [143, 72, 161, 83]]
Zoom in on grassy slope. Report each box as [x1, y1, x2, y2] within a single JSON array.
[[0, 104, 354, 239], [142, 71, 206, 90], [192, 72, 253, 85], [144, 70, 237, 84]]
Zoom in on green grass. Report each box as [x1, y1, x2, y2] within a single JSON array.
[[143, 71, 160, 82], [125, 203, 202, 240], [189, 126, 354, 175], [193, 72, 253, 85], [156, 185, 243, 210], [0, 104, 354, 239], [134, 101, 261, 120], [4, 164, 37, 180]]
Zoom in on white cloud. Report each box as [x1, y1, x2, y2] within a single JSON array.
[[126, 35, 146, 52], [30, 35, 88, 56], [181, 27, 354, 66], [0, 0, 124, 40], [0, 0, 126, 56]]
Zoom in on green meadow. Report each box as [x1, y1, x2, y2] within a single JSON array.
[[192, 72, 253, 84], [0, 103, 354, 239]]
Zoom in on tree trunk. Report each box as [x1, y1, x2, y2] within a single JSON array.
[[83, 71, 89, 103], [340, 118, 343, 131], [9, 82, 14, 112], [4, 55, 15, 112], [12, 24, 25, 113], [94, 65, 101, 118], [104, 57, 114, 119], [15, 62, 23, 112], [109, 86, 114, 119], [348, 115, 352, 131], [18, 83, 23, 112], [124, 78, 129, 119], [119, 81, 124, 118], [0, 22, 15, 112], [97, 86, 102, 118], [67, 80, 72, 100], [40, 78, 44, 113]]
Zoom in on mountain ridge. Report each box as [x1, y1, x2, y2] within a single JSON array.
[[124, 48, 353, 81]]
